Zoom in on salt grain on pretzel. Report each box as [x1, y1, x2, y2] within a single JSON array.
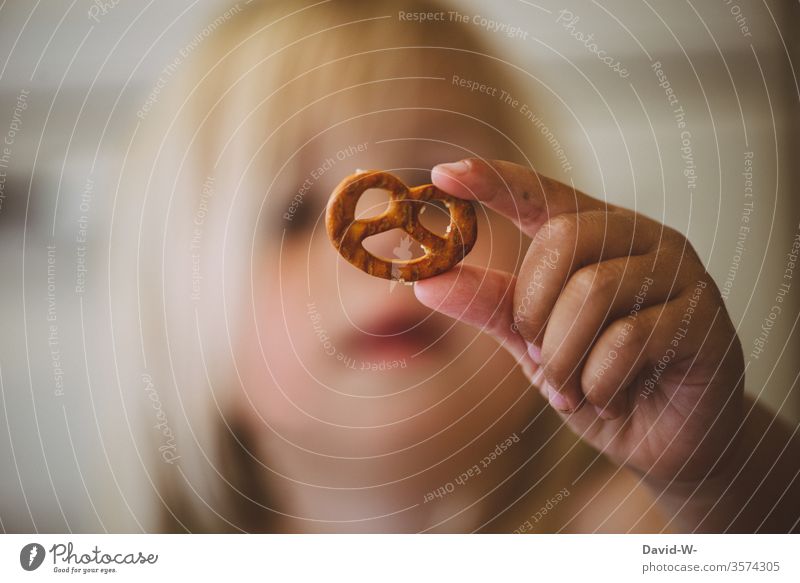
[[326, 170, 477, 281]]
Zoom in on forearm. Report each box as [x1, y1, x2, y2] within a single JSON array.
[[646, 395, 800, 533]]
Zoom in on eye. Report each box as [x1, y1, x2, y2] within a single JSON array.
[[282, 192, 320, 235]]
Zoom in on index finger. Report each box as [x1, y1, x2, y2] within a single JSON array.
[[431, 158, 609, 238]]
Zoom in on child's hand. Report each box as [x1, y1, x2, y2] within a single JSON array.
[[416, 158, 745, 485]]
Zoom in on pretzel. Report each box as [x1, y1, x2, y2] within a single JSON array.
[[326, 170, 477, 281]]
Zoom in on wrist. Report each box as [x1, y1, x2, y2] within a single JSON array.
[[641, 425, 746, 500], [637, 395, 800, 532]]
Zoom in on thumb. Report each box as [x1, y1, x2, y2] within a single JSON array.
[[432, 158, 607, 239], [414, 265, 541, 381]]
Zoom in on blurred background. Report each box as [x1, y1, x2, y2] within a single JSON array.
[[0, 0, 798, 532]]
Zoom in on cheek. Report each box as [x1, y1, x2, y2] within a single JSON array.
[[238, 237, 375, 422], [234, 249, 320, 427]]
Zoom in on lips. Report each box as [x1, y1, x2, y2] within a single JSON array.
[[343, 308, 447, 361]]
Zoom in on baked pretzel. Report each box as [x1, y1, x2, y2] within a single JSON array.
[[326, 170, 477, 281]]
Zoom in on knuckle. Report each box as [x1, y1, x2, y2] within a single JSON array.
[[661, 224, 687, 245], [664, 226, 702, 264], [540, 349, 570, 387], [675, 246, 703, 274], [652, 254, 682, 283], [571, 266, 599, 296], [611, 316, 646, 356], [534, 213, 578, 248], [568, 264, 618, 303]]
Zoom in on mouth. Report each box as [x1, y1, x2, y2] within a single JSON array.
[[343, 308, 447, 362]]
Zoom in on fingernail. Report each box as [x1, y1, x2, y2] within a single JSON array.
[[546, 385, 571, 412], [526, 342, 542, 365], [434, 160, 470, 176]]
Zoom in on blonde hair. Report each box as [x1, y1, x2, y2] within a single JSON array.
[[113, 0, 566, 532]]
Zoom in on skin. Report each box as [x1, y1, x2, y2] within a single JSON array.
[[236, 111, 554, 532], [232, 88, 797, 533], [417, 158, 800, 532]]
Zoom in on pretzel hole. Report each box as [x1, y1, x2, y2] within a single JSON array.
[[362, 229, 427, 261], [355, 188, 392, 219], [419, 199, 452, 238]]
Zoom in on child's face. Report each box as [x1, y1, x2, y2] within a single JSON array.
[[235, 100, 537, 455]]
